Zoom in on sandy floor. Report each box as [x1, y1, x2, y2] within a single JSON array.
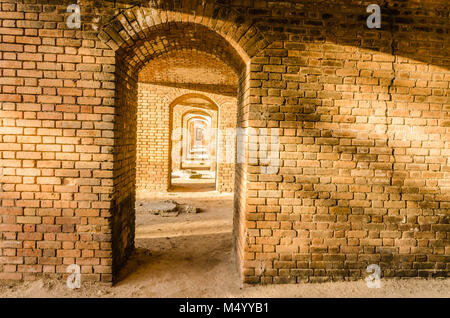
[[0, 192, 448, 298]]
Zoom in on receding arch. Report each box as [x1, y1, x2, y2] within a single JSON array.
[[107, 9, 250, 282]]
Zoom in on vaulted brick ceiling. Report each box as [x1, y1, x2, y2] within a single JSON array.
[[138, 50, 239, 96]]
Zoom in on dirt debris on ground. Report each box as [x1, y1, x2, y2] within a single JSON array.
[[1, 192, 448, 298]]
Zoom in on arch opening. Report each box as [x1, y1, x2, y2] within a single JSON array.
[[169, 95, 219, 193], [110, 18, 253, 284]]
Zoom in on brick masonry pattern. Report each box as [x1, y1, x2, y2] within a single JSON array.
[[0, 0, 448, 283]]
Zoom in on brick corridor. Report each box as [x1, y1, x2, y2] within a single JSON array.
[[0, 0, 448, 284]]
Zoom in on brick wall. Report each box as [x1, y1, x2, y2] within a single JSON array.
[[111, 59, 136, 279], [0, 0, 449, 283]]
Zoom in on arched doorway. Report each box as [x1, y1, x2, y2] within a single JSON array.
[[102, 10, 268, 282], [169, 95, 219, 192]]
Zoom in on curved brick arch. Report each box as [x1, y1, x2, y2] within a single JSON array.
[[98, 4, 270, 67], [161, 89, 237, 191], [2, 0, 449, 287], [185, 115, 211, 124]]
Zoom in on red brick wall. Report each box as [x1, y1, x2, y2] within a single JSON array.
[[136, 84, 170, 192], [172, 104, 217, 172]]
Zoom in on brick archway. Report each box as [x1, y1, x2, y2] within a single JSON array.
[[99, 7, 269, 282]]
